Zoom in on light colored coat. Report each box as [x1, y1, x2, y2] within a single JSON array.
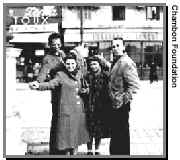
[[39, 70, 89, 150], [109, 53, 140, 107]]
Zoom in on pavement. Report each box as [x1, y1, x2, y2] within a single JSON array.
[[5, 80, 164, 156]]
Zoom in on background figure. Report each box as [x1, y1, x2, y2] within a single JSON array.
[[33, 62, 41, 81], [109, 37, 140, 155], [29, 55, 89, 155], [69, 47, 88, 76], [83, 56, 112, 155], [149, 61, 158, 83]]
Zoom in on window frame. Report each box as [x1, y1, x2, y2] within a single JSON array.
[[146, 6, 160, 20], [112, 6, 125, 21]]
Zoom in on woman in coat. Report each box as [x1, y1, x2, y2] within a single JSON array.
[[83, 56, 112, 155], [29, 55, 89, 155]]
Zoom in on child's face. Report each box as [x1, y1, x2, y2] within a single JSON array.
[[89, 61, 100, 73]]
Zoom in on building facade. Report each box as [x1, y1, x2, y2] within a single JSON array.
[[62, 6, 164, 80], [6, 5, 164, 81]]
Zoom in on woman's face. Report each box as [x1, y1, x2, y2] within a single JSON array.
[[89, 60, 101, 73], [65, 59, 77, 72]]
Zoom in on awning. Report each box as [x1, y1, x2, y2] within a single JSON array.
[[9, 32, 52, 43], [64, 28, 163, 42]]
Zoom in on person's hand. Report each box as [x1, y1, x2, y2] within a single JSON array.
[[94, 55, 111, 68], [123, 92, 132, 104], [94, 54, 103, 59], [29, 81, 39, 90], [111, 92, 124, 109], [79, 88, 89, 95]]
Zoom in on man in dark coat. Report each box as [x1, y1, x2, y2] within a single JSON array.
[[29, 32, 66, 154], [109, 37, 140, 155], [149, 61, 158, 83]]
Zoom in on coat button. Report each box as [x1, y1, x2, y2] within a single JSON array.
[[75, 88, 79, 92], [76, 95, 80, 99]]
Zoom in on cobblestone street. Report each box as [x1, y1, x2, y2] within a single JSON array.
[[6, 80, 164, 156]]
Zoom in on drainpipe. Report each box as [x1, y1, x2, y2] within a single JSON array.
[[57, 6, 64, 48], [80, 7, 83, 44]]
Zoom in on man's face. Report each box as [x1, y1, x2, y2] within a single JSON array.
[[49, 38, 62, 54], [89, 60, 101, 73], [112, 39, 124, 57], [65, 59, 77, 73]]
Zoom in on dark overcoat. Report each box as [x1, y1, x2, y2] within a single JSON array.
[[84, 70, 112, 138]]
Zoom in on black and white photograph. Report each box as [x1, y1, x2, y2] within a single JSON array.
[[2, 1, 175, 158]]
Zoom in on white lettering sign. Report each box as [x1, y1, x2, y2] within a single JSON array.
[[12, 16, 49, 25]]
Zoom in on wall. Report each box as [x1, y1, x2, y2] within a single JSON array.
[[62, 6, 163, 29]]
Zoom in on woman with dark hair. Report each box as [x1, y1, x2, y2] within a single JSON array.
[[29, 54, 89, 155], [84, 56, 112, 155]]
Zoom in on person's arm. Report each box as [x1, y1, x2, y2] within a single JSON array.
[[38, 72, 63, 90], [94, 55, 111, 71], [36, 55, 51, 83], [123, 61, 140, 104], [79, 74, 89, 95]]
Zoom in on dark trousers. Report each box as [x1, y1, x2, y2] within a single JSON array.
[[110, 103, 130, 155]]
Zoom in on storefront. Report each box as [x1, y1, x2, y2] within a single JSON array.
[[64, 28, 163, 80], [7, 6, 60, 82], [7, 5, 163, 81]]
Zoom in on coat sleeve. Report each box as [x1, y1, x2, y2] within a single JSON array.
[[123, 61, 140, 98], [38, 72, 62, 90], [37, 55, 51, 83]]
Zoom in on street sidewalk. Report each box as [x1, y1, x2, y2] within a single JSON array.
[[6, 80, 164, 156]]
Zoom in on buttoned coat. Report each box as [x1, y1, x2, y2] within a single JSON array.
[[109, 53, 140, 107], [38, 69, 89, 150]]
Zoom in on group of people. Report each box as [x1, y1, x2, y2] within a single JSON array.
[[29, 33, 140, 156]]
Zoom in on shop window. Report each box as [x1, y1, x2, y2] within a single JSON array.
[[125, 41, 163, 80], [143, 42, 163, 67], [125, 42, 141, 66], [112, 6, 125, 21], [146, 6, 160, 20]]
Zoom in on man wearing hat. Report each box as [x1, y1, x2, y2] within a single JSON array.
[[109, 37, 140, 155]]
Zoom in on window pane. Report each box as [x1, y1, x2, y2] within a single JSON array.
[[125, 41, 141, 66], [143, 42, 163, 67], [112, 6, 125, 20], [146, 6, 160, 20]]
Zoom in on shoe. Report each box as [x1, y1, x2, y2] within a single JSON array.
[[95, 152, 100, 155], [87, 152, 93, 155]]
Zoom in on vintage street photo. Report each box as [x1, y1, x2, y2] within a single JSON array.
[[4, 3, 166, 158]]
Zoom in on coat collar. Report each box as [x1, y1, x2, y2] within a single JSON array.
[[63, 68, 81, 81], [110, 52, 128, 75]]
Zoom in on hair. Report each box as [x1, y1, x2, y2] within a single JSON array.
[[87, 56, 100, 64], [86, 56, 102, 71], [69, 49, 78, 56], [48, 33, 62, 46], [64, 54, 77, 63]]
